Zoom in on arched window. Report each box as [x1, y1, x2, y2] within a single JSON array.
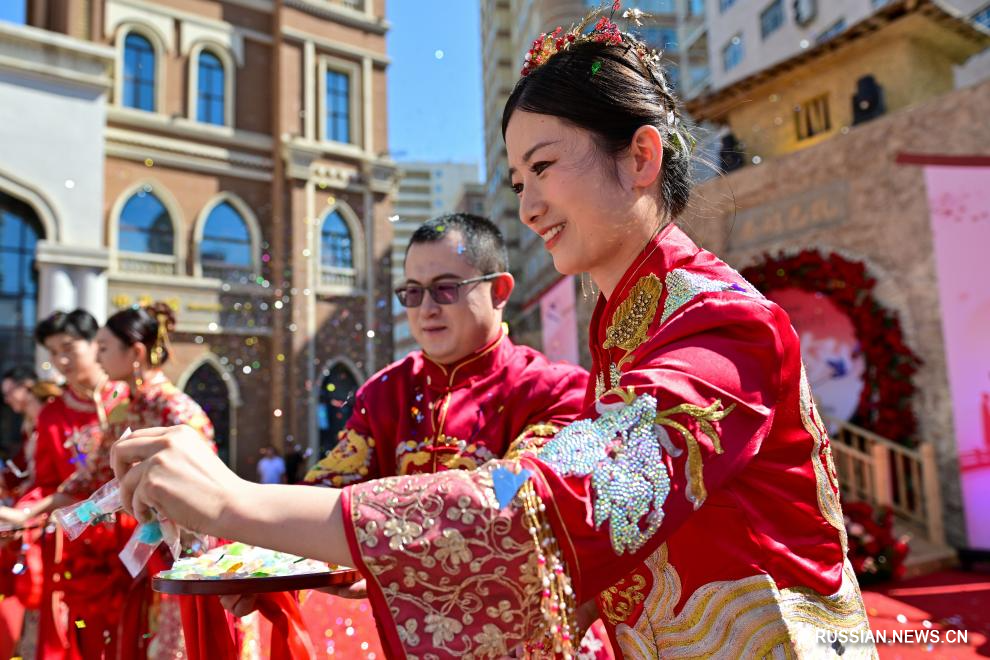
[[183, 363, 233, 467], [200, 201, 252, 281], [123, 32, 156, 112], [117, 188, 176, 274], [320, 210, 355, 287], [317, 364, 358, 457], [197, 51, 225, 125], [119, 189, 173, 255], [0, 191, 43, 456]]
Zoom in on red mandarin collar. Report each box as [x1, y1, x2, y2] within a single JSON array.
[[421, 328, 509, 392], [64, 379, 128, 412], [590, 223, 700, 350]]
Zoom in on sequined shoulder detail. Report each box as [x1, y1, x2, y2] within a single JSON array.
[[538, 394, 671, 555], [661, 268, 762, 325], [538, 392, 737, 555]]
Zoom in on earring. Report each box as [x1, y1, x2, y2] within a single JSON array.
[[133, 361, 143, 389]]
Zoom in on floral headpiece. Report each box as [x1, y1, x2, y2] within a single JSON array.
[[520, 1, 659, 77], [518, 1, 694, 154]]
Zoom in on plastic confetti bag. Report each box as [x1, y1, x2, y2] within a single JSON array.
[[53, 425, 130, 540]]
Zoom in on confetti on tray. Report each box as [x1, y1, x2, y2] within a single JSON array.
[[156, 542, 336, 580]]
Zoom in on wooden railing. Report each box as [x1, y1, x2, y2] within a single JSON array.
[[828, 418, 946, 548]]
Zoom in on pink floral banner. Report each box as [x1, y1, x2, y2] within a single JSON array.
[[923, 164, 990, 548]]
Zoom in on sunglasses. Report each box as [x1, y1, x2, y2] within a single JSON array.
[[394, 273, 505, 308]]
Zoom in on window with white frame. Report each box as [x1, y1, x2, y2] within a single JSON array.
[[123, 33, 156, 111], [722, 34, 744, 72], [197, 50, 226, 125], [816, 18, 846, 44], [325, 70, 351, 143], [761, 0, 785, 39], [320, 210, 356, 288], [200, 201, 254, 282], [973, 5, 990, 28], [117, 188, 177, 274]]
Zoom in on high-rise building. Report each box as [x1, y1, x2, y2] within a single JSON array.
[[481, 0, 709, 357], [1, 0, 398, 475], [705, 0, 989, 92], [390, 161, 480, 359]]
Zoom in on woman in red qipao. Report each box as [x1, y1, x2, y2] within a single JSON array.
[[110, 5, 877, 658], [0, 370, 60, 658], [0, 310, 129, 660], [89, 303, 215, 660]]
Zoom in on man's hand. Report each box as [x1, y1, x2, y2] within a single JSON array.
[[220, 594, 259, 618], [219, 579, 368, 618], [316, 578, 368, 599]]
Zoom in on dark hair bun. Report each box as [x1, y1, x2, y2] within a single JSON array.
[[144, 302, 176, 333]]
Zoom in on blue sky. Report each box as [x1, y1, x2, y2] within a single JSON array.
[[386, 1, 484, 167], [0, 0, 484, 167], [0, 1, 26, 24]]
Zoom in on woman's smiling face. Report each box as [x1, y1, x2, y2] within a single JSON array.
[[505, 110, 644, 282]]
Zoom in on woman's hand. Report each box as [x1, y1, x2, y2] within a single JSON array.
[[111, 425, 245, 537], [114, 427, 353, 567], [0, 506, 28, 525]]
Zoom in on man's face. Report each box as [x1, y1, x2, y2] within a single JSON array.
[[1, 378, 31, 414], [402, 231, 507, 365], [43, 333, 100, 386]]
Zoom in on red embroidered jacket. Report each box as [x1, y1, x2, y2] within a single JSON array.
[[341, 225, 875, 659], [305, 329, 590, 485]]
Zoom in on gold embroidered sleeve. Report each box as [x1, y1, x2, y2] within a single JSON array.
[[344, 461, 578, 657], [304, 428, 378, 486]]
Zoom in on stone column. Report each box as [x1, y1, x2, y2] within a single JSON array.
[[74, 266, 109, 323], [37, 261, 76, 318]]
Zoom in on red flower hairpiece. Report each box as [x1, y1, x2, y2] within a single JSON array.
[[520, 2, 647, 76]]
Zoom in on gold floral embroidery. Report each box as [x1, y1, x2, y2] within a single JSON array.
[[603, 274, 663, 367], [654, 399, 736, 509], [615, 547, 875, 659], [799, 364, 847, 552], [599, 573, 649, 625], [350, 464, 545, 657]]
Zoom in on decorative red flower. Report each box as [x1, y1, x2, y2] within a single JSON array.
[[741, 250, 921, 444]]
